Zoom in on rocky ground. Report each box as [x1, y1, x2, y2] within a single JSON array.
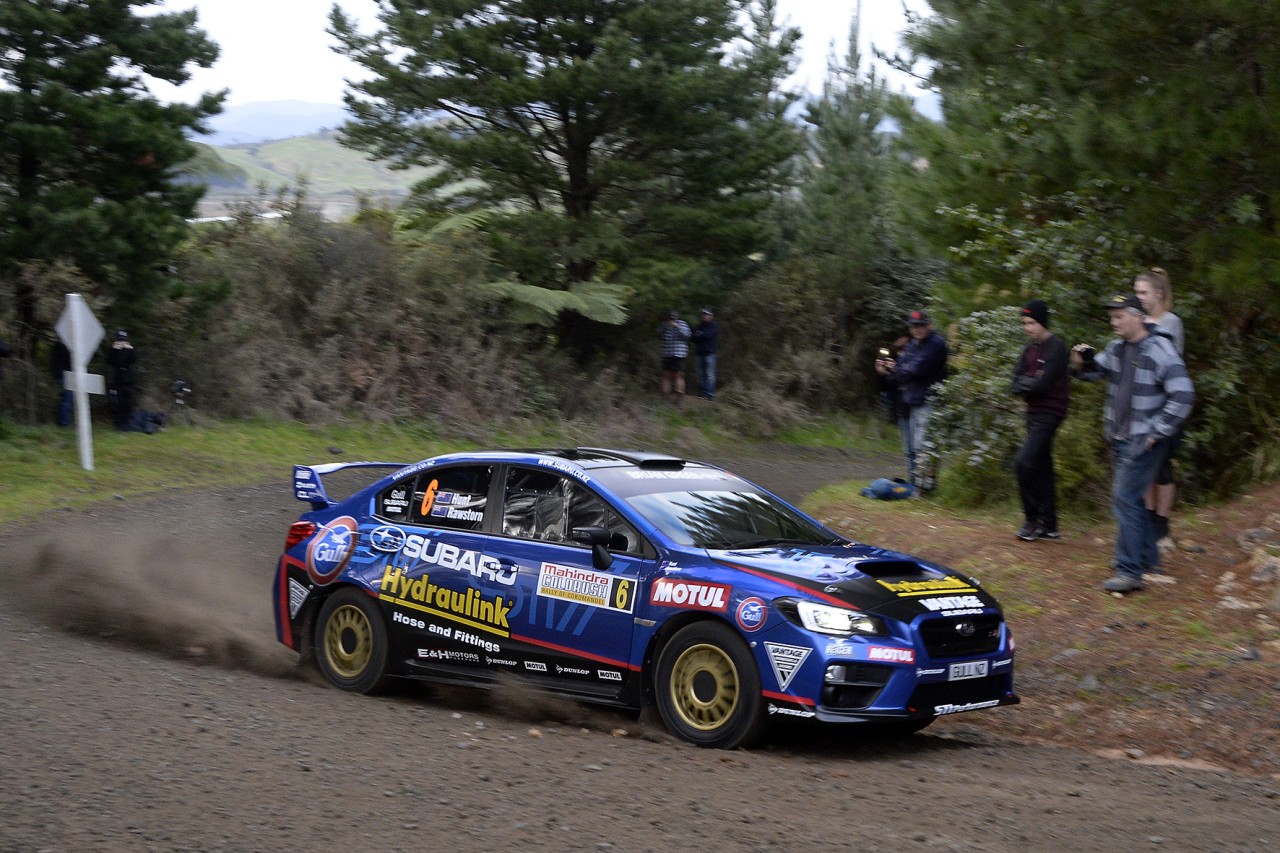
[[0, 445, 1277, 851]]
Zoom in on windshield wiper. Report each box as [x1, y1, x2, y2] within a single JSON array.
[[722, 537, 823, 550]]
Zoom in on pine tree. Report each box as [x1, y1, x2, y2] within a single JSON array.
[[330, 0, 802, 318], [0, 0, 224, 359]]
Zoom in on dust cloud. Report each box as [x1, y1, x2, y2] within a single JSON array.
[[1, 517, 298, 678]]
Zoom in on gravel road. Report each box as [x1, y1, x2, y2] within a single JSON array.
[[1, 447, 1276, 852]]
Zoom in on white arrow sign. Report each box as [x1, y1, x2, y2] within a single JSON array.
[[54, 294, 106, 471]]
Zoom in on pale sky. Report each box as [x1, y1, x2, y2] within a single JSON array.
[[148, 0, 931, 107]]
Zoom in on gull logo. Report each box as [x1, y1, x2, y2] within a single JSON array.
[[764, 642, 811, 691], [305, 516, 358, 585], [369, 525, 407, 553]]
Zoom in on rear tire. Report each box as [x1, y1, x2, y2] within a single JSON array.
[[654, 621, 767, 749], [315, 588, 391, 694]]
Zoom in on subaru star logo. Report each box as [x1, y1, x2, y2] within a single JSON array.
[[368, 525, 407, 553], [954, 621, 976, 637]]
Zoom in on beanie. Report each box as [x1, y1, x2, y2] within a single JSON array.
[[1021, 299, 1050, 328]]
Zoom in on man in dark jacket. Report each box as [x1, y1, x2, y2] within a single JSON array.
[[1011, 299, 1070, 541], [105, 330, 137, 429], [690, 308, 719, 400], [875, 309, 949, 491]]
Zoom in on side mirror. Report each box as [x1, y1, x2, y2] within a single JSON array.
[[570, 525, 613, 570]]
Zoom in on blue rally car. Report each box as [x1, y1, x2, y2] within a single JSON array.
[[273, 448, 1018, 748]]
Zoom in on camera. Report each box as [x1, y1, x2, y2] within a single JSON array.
[[878, 348, 891, 359]]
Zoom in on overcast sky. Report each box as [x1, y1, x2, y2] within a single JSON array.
[[148, 0, 931, 107]]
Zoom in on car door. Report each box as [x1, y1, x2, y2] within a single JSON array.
[[369, 463, 517, 675], [489, 465, 647, 699]]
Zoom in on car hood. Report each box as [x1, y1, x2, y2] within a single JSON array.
[[709, 543, 1000, 618]]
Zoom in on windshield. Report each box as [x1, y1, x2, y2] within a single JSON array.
[[625, 490, 838, 549]]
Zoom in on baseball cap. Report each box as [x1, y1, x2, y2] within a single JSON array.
[[907, 310, 931, 326], [1101, 293, 1144, 312]]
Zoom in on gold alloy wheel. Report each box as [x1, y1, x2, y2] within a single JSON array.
[[323, 603, 373, 679], [668, 642, 741, 731]]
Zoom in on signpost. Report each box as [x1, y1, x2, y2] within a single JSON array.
[[54, 294, 105, 471]]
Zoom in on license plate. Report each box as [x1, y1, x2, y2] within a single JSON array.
[[948, 660, 988, 681]]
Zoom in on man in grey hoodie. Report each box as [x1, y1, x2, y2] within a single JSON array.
[[1070, 293, 1194, 593]]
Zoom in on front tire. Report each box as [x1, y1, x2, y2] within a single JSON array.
[[315, 588, 390, 694], [654, 621, 767, 748]]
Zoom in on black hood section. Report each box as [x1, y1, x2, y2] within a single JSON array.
[[713, 545, 1001, 619]]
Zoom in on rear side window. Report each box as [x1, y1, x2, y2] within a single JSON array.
[[376, 465, 492, 531], [502, 467, 640, 552]]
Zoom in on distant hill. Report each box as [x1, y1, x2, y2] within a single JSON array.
[[197, 100, 350, 146], [184, 130, 434, 220]]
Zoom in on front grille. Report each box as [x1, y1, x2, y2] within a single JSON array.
[[908, 675, 1006, 712], [918, 614, 1002, 658], [821, 663, 892, 710]]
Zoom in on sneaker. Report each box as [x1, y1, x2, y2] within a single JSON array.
[[1037, 529, 1061, 540], [1102, 574, 1144, 593], [1016, 524, 1039, 541]]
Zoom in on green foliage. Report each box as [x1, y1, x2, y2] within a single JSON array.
[[0, 0, 224, 359], [483, 279, 631, 327], [331, 0, 803, 347]]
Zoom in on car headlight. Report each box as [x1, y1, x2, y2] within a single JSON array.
[[776, 598, 885, 637]]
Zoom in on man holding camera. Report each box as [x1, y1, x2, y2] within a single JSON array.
[[876, 310, 949, 492], [1071, 293, 1194, 593]]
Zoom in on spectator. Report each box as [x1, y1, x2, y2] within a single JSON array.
[[1070, 293, 1194, 594], [51, 340, 73, 427], [657, 310, 691, 406], [690, 308, 719, 400], [876, 335, 909, 425], [1133, 268, 1185, 553], [105, 329, 137, 430], [875, 310, 949, 492], [1010, 299, 1070, 541]]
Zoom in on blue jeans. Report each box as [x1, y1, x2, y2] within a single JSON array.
[[897, 403, 933, 488], [1112, 438, 1166, 578], [696, 354, 717, 399], [57, 390, 73, 427]]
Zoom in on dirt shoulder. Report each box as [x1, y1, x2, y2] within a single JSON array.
[[804, 476, 1280, 778]]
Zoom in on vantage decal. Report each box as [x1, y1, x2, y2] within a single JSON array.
[[305, 516, 358, 584], [876, 576, 976, 597], [764, 642, 811, 691], [287, 578, 309, 618], [919, 595, 985, 613], [379, 566, 513, 637], [649, 578, 730, 612], [536, 562, 635, 614]]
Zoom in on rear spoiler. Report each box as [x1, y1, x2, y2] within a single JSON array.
[[293, 462, 410, 510]]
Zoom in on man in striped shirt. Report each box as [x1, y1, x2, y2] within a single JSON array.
[[1070, 293, 1195, 593]]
